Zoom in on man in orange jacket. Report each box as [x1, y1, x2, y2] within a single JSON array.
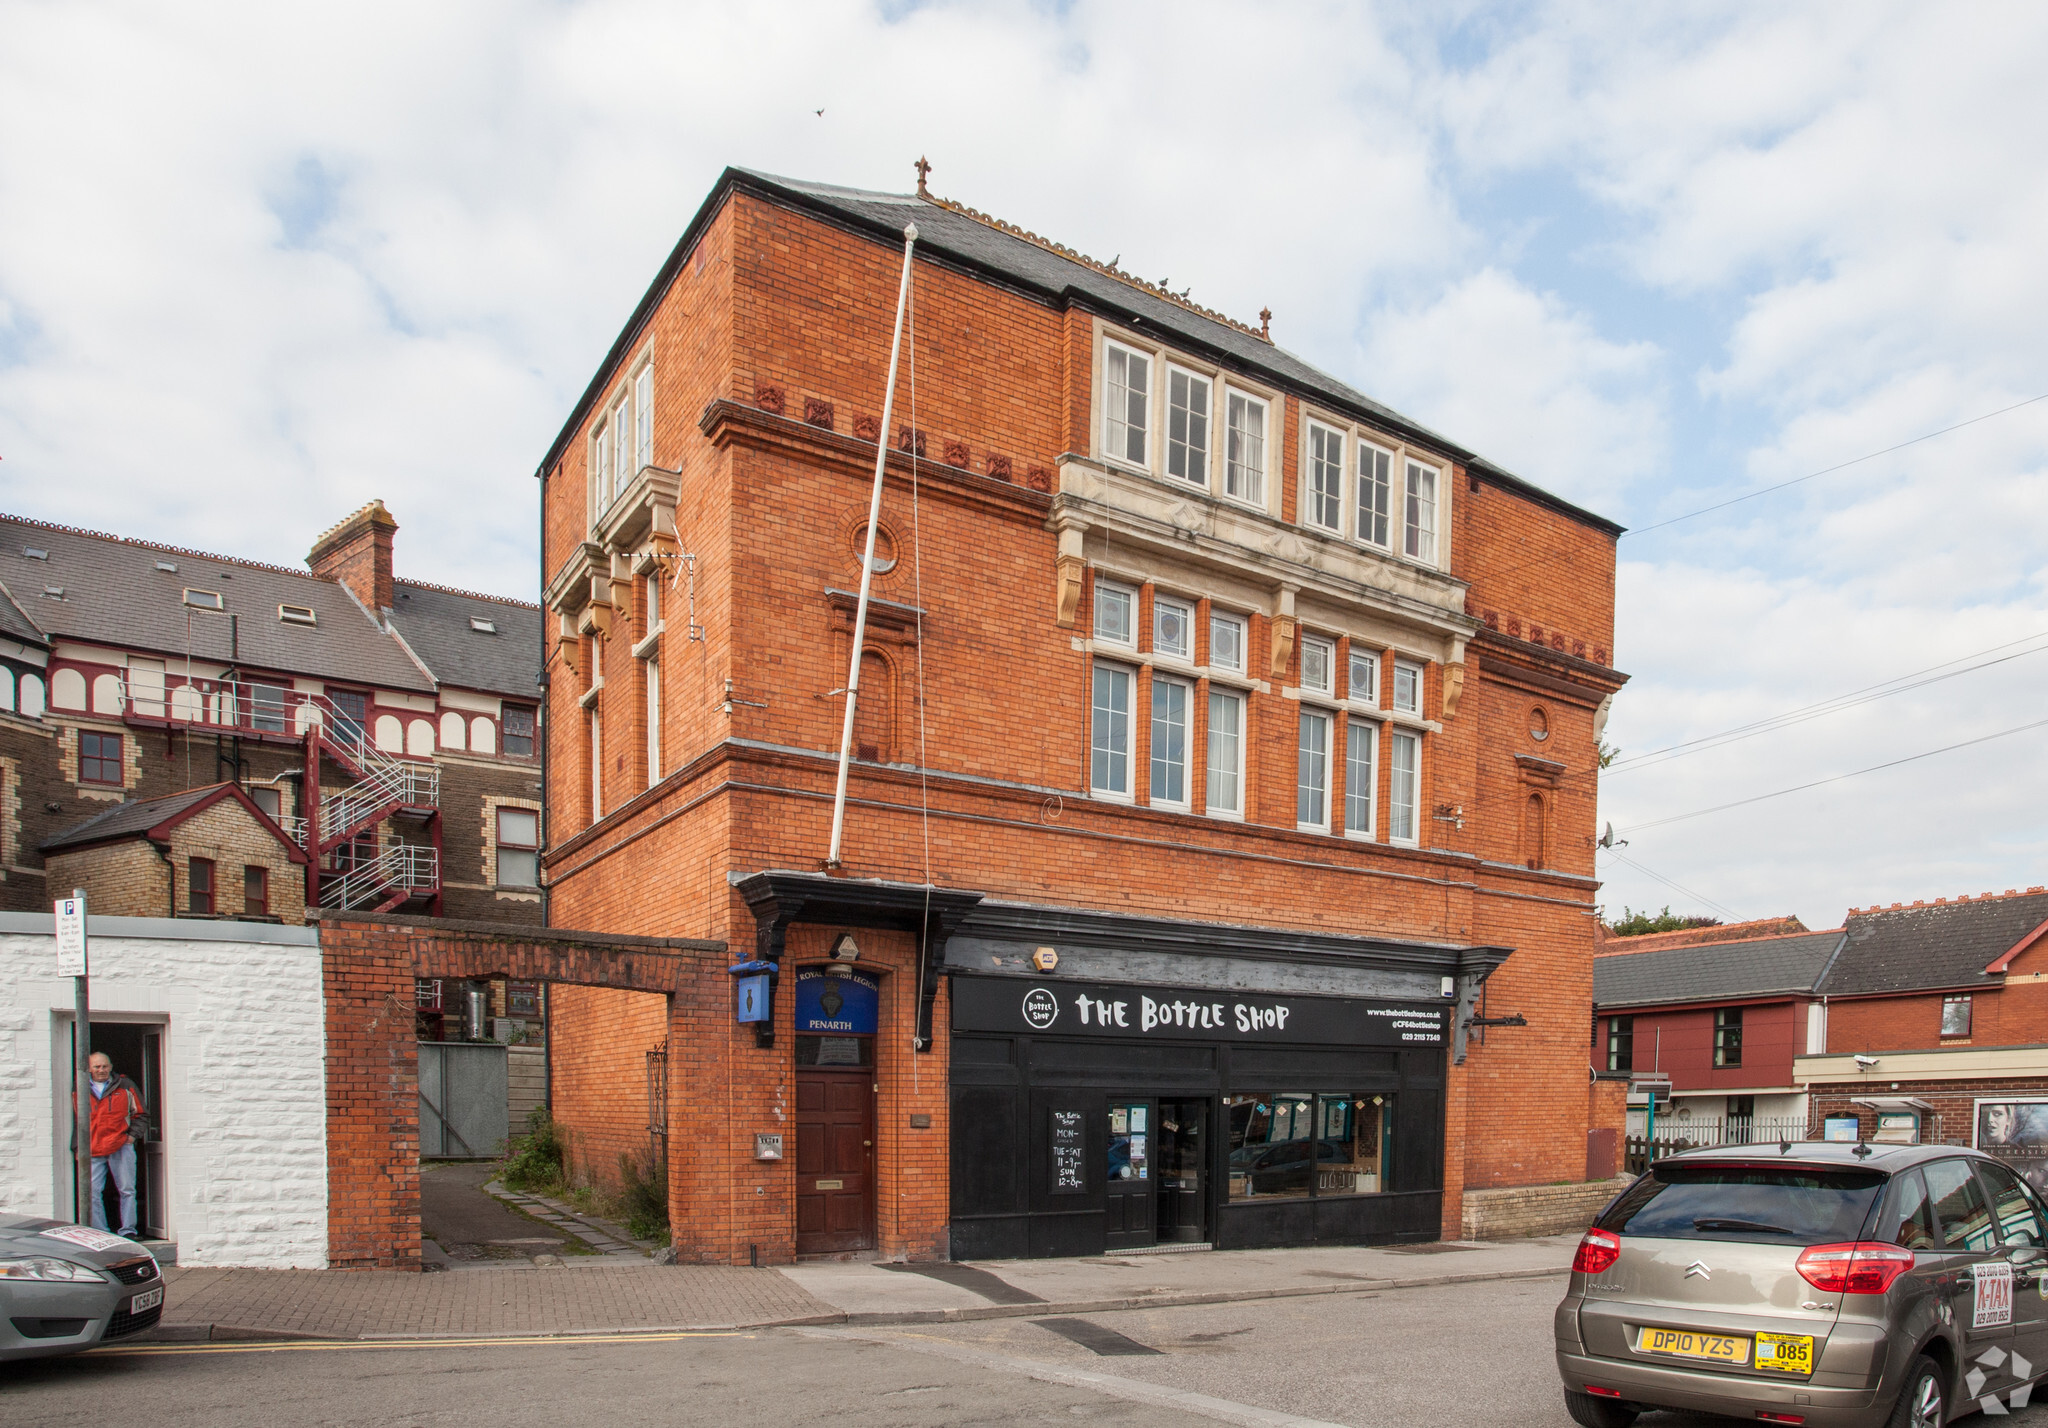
[[84, 1052, 144, 1237]]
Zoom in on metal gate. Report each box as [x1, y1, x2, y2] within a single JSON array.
[[419, 1041, 509, 1159]]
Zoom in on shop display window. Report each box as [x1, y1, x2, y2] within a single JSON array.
[[1108, 1102, 1149, 1182], [1226, 1091, 1392, 1202]]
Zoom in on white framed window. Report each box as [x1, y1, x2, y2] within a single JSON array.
[[1345, 721, 1377, 837], [1154, 595, 1193, 660], [1306, 423, 1344, 533], [1150, 676, 1190, 809], [1166, 368, 1210, 486], [496, 807, 541, 887], [645, 660, 662, 787], [1225, 391, 1266, 505], [1389, 729, 1420, 843], [1300, 634, 1334, 697], [592, 422, 612, 516], [1094, 581, 1136, 646], [612, 394, 633, 496], [1298, 710, 1331, 831], [1349, 649, 1380, 706], [1209, 611, 1246, 673], [1393, 659, 1424, 716], [1105, 342, 1150, 466], [1359, 442, 1393, 548], [633, 365, 654, 471], [1091, 662, 1134, 797], [589, 708, 603, 821], [1207, 688, 1243, 816], [1404, 460, 1439, 564]]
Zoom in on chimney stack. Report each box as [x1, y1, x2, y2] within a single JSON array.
[[308, 500, 399, 613]]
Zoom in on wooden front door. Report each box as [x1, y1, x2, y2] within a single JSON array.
[[795, 1069, 875, 1255], [1103, 1099, 1156, 1251]]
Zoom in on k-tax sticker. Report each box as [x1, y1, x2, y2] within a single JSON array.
[[1975, 1259, 2014, 1328], [41, 1225, 131, 1253]]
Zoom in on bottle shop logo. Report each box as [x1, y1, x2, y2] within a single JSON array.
[[1021, 986, 1060, 1030]]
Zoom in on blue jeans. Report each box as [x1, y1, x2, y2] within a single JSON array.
[[91, 1141, 137, 1236]]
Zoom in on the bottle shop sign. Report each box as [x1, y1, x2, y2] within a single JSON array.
[[953, 974, 1446, 1048]]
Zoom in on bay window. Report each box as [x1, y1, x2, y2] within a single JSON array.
[[1306, 423, 1344, 532], [1404, 460, 1438, 563], [1105, 343, 1150, 466], [1359, 443, 1393, 548], [1225, 392, 1266, 505], [1167, 368, 1210, 484]]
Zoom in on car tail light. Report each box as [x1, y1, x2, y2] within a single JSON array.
[[1585, 1386, 1623, 1398], [1795, 1241, 1914, 1295], [1573, 1228, 1622, 1275], [1757, 1413, 1806, 1424]]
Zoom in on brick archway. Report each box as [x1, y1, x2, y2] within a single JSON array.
[[318, 912, 727, 1270]]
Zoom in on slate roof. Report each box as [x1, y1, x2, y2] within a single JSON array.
[[1818, 892, 2048, 997], [540, 168, 1623, 539], [0, 578, 47, 648], [0, 516, 434, 692], [1593, 930, 1847, 1010], [41, 784, 232, 853], [387, 581, 542, 701]]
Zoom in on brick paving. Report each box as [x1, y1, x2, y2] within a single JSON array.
[[159, 1263, 838, 1340]]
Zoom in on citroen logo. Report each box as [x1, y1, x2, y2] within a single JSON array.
[[1685, 1261, 1712, 1280]]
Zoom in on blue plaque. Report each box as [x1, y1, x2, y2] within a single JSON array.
[[794, 967, 880, 1035], [735, 973, 772, 1023]]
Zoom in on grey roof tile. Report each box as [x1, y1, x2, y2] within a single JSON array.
[[1594, 930, 1847, 1009], [0, 516, 434, 692], [0, 577, 47, 647], [1818, 893, 2048, 996], [41, 784, 229, 852], [387, 581, 542, 701]]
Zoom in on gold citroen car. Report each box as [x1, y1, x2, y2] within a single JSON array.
[[1555, 1142, 2048, 1427]]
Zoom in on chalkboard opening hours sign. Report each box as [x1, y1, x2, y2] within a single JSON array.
[[951, 974, 1446, 1047], [1049, 1109, 1086, 1194]]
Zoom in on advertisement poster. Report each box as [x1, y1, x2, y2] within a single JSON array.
[[1975, 1099, 2048, 1197]]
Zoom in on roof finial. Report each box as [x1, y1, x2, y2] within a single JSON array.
[[914, 156, 932, 198], [1259, 307, 1272, 342]]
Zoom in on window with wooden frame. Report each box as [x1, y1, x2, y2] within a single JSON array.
[[1300, 634, 1335, 697], [645, 661, 662, 787], [1344, 720, 1377, 837], [1207, 688, 1244, 817], [1166, 367, 1210, 485], [1149, 676, 1190, 810], [1093, 581, 1136, 647], [188, 857, 215, 916], [1388, 729, 1420, 844], [1090, 662, 1134, 797], [1153, 595, 1193, 661], [1297, 709, 1332, 831], [1348, 649, 1380, 707], [1209, 611, 1246, 674], [1941, 995, 1972, 1038], [633, 363, 654, 471], [496, 807, 541, 887], [1306, 423, 1344, 533], [243, 865, 269, 918], [1358, 442, 1393, 548], [591, 420, 612, 519], [1714, 1007, 1744, 1067], [1104, 341, 1151, 466], [1392, 659, 1424, 716], [1607, 1016, 1634, 1073], [78, 731, 122, 785], [1404, 459, 1439, 564], [502, 704, 535, 758], [1225, 391, 1267, 505]]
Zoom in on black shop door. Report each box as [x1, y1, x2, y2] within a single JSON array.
[[1104, 1099, 1154, 1251], [1156, 1098, 1209, 1245]]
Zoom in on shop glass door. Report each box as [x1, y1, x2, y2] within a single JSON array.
[[1157, 1099, 1208, 1244], [1104, 1100, 1154, 1250]]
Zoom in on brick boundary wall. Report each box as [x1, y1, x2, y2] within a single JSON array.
[[315, 912, 724, 1270], [1461, 1176, 1632, 1241]]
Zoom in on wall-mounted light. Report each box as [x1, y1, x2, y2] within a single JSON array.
[[830, 932, 860, 963]]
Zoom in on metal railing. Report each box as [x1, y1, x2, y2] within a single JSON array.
[[321, 843, 439, 911], [1625, 1116, 1815, 1172]]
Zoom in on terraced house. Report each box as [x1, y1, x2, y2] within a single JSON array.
[[538, 166, 1627, 1263], [0, 502, 544, 930]]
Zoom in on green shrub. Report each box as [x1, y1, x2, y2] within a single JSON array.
[[618, 1148, 671, 1244], [500, 1106, 568, 1191]]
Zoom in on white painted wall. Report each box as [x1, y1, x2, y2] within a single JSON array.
[[0, 912, 328, 1268]]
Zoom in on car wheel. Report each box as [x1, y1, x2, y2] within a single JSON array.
[[1884, 1356, 1945, 1428], [1562, 1388, 1638, 1428]]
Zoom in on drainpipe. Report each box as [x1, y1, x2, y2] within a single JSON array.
[[537, 462, 553, 1118], [150, 839, 176, 917]]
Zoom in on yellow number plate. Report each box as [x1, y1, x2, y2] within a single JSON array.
[[1638, 1328, 1751, 1364], [1755, 1333, 1814, 1374]]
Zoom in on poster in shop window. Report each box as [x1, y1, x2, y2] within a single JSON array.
[[1974, 1098, 2048, 1199]]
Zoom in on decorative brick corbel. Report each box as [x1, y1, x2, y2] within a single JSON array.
[[609, 553, 636, 624], [556, 614, 583, 678], [1053, 526, 1088, 629], [1269, 585, 1299, 678], [1441, 662, 1466, 720]]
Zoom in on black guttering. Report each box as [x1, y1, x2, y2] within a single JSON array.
[[533, 168, 1624, 540]]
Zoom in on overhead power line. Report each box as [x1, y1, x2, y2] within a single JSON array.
[[1606, 629, 2048, 775], [1617, 713, 2048, 834], [1601, 848, 1738, 919]]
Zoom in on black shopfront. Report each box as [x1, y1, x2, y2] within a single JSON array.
[[948, 972, 1454, 1259]]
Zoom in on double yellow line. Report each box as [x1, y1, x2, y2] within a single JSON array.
[[91, 1330, 751, 1358]]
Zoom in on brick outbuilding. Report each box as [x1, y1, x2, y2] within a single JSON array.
[[42, 782, 308, 923], [536, 166, 1628, 1262]]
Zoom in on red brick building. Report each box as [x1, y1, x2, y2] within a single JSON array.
[[538, 167, 1626, 1262]]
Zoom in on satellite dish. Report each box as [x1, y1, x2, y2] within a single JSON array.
[[1598, 822, 1628, 850]]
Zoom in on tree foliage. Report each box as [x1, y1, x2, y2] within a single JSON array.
[[1608, 905, 1722, 937]]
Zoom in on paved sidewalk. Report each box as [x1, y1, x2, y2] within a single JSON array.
[[152, 1237, 1575, 1343]]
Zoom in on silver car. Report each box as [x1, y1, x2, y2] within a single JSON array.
[[1556, 1142, 2048, 1427], [0, 1213, 164, 1361]]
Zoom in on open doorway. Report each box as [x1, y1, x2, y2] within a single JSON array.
[[60, 1020, 166, 1239]]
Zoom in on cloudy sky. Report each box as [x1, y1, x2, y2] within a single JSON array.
[[3, 2, 2044, 925]]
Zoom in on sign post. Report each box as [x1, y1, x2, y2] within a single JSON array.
[[56, 890, 91, 1225]]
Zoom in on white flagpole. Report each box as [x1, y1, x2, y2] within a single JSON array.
[[827, 222, 918, 868]]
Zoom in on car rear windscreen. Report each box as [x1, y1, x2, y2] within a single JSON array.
[[1598, 1165, 1887, 1245]]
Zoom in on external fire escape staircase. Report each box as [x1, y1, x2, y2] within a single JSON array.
[[117, 678, 442, 914]]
